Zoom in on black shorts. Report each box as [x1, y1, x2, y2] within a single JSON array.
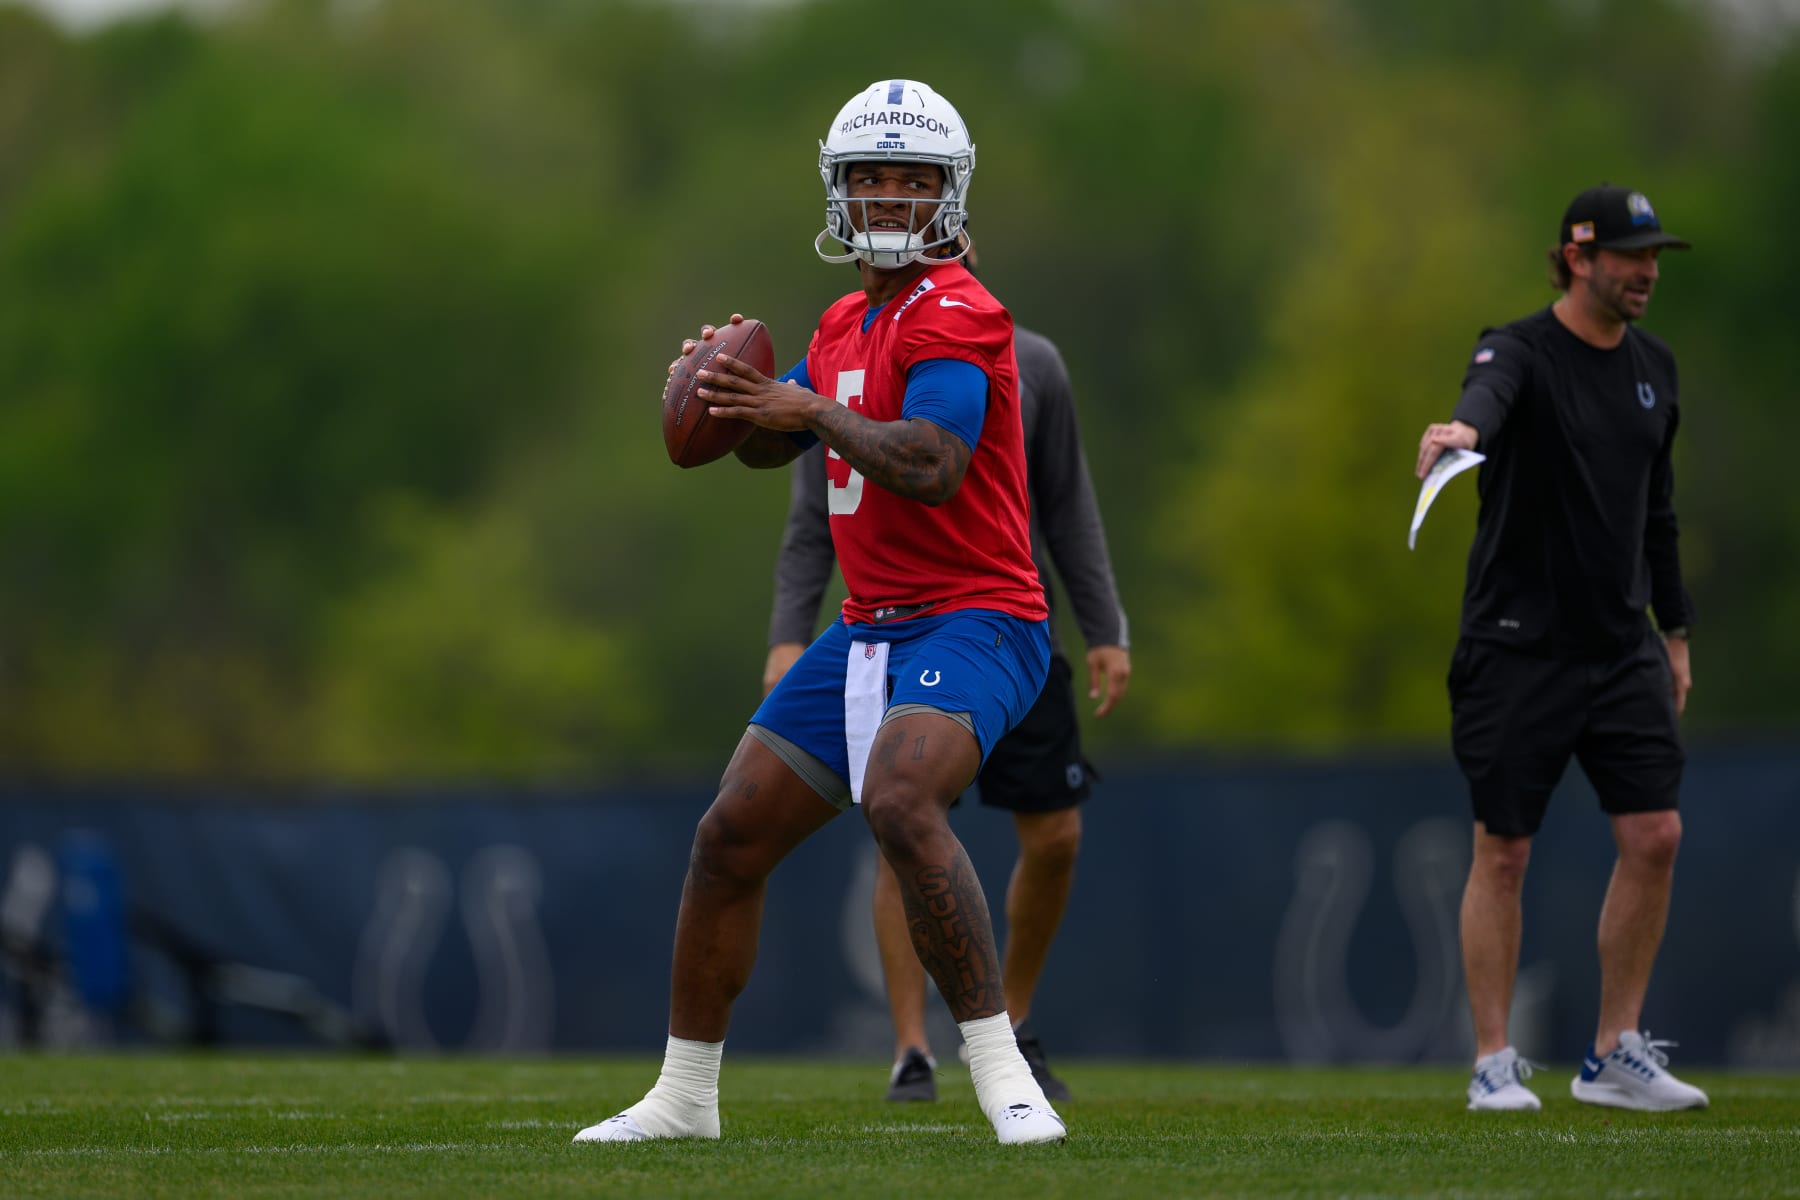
[[972, 653, 1095, 814], [1448, 632, 1684, 838]]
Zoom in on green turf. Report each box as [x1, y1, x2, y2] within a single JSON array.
[[1, 1054, 1796, 1198]]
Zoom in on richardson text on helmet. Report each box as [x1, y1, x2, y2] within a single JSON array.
[[839, 112, 956, 137]]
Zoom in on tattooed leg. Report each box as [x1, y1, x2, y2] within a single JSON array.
[[860, 713, 1064, 1144], [860, 712, 1003, 1021], [903, 849, 1006, 1021]]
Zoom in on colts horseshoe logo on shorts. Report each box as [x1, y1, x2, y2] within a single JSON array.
[[919, 669, 942, 687]]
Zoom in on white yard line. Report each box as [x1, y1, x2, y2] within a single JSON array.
[[10, 1141, 516, 1158]]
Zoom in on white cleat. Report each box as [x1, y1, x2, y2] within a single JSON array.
[[991, 1101, 1067, 1145], [1570, 1031, 1709, 1112], [1467, 1046, 1542, 1112], [572, 1096, 721, 1143], [573, 1113, 653, 1143]]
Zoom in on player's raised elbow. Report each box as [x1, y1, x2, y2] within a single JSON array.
[[913, 456, 969, 506], [915, 478, 961, 507], [908, 426, 971, 505]]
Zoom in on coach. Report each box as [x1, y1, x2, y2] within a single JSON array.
[[1416, 184, 1709, 1114]]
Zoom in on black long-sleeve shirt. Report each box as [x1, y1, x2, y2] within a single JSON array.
[[1451, 306, 1694, 658], [768, 326, 1128, 655]]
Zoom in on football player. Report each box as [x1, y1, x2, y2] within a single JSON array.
[[763, 252, 1130, 1104], [576, 80, 1065, 1146]]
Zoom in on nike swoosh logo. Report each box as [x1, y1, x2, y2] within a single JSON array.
[[939, 298, 972, 308]]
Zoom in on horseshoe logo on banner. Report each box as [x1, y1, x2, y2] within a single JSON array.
[[352, 845, 555, 1052], [1271, 818, 1467, 1062]]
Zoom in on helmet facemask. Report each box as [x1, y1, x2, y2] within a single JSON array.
[[818, 162, 972, 268]]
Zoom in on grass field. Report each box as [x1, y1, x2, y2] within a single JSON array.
[[2, 1054, 1797, 1199]]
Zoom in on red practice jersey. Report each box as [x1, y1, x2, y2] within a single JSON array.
[[804, 262, 1046, 625]]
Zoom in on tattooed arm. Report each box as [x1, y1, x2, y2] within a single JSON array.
[[811, 409, 971, 506], [717, 386, 971, 495], [699, 350, 977, 504]]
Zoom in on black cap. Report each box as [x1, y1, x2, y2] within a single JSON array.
[[1560, 184, 1691, 250]]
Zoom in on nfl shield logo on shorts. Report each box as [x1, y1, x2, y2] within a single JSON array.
[[864, 644, 877, 659]]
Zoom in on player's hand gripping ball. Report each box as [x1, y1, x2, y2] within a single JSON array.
[[661, 318, 775, 468]]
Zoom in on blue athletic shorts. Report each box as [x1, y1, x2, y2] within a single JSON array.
[[750, 608, 1051, 803]]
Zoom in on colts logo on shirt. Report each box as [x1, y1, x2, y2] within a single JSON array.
[[1637, 382, 1656, 410]]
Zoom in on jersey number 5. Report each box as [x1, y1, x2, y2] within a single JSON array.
[[827, 369, 866, 515]]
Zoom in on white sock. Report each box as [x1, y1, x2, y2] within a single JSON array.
[[623, 1036, 723, 1137], [959, 1012, 1048, 1115]]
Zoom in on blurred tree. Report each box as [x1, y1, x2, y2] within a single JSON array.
[[0, 0, 1793, 782], [0, 4, 597, 773], [1142, 11, 1538, 746]]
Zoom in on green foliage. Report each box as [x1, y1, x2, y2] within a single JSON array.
[[0, 0, 1793, 779]]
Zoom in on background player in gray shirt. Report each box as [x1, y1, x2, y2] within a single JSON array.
[[764, 305, 1130, 1103]]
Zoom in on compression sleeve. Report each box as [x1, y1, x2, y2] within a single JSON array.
[[781, 358, 821, 451], [901, 358, 987, 453]]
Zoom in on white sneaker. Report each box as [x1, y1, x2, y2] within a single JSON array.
[[1467, 1046, 1542, 1111], [1570, 1031, 1709, 1111], [991, 1101, 1067, 1145]]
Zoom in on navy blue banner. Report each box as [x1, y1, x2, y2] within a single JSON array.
[[2, 747, 1796, 1066]]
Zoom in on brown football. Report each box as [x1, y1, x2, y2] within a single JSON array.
[[661, 318, 774, 468]]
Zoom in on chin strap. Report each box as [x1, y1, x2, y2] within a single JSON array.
[[813, 229, 973, 269], [813, 228, 861, 265]]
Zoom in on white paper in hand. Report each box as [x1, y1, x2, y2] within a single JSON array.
[[1409, 448, 1485, 549]]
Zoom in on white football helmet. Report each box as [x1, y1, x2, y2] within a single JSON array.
[[816, 79, 975, 269]]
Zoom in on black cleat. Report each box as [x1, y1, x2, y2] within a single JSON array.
[[1014, 1021, 1071, 1102], [884, 1047, 938, 1102]]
